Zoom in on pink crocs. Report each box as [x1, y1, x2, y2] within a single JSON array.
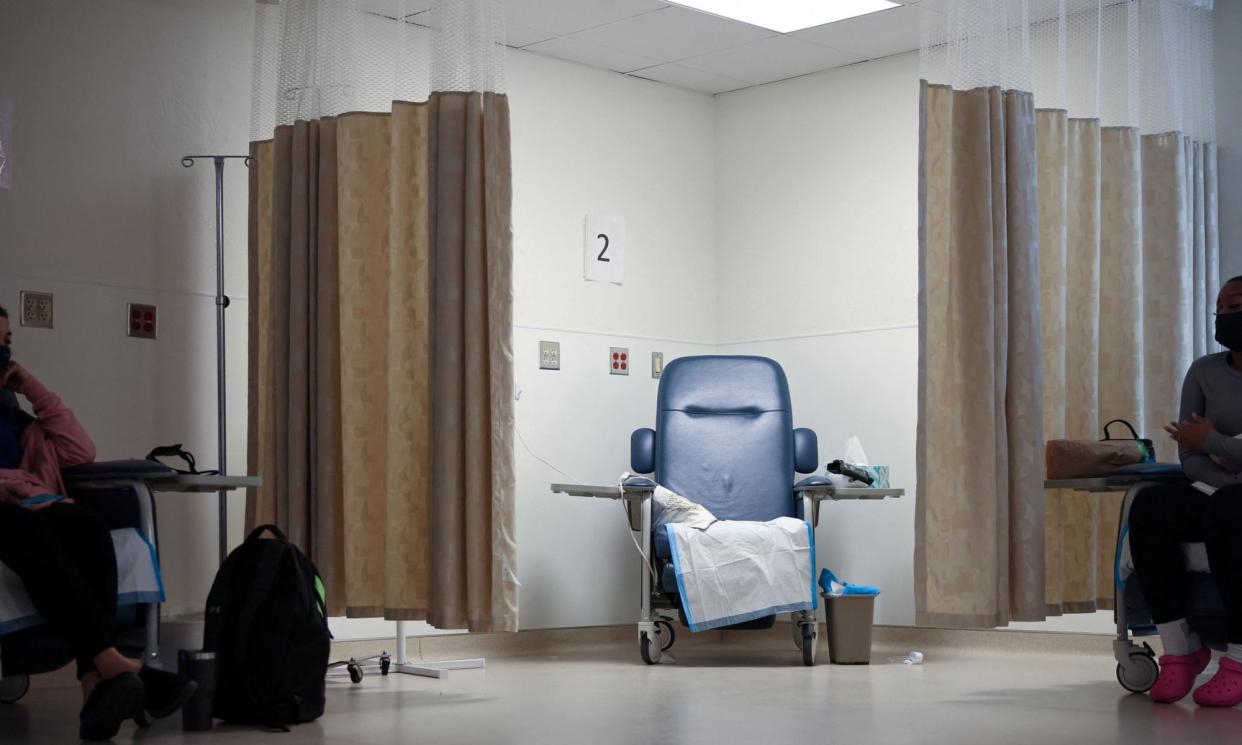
[[1193, 657, 1242, 707], [1151, 646, 1212, 703]]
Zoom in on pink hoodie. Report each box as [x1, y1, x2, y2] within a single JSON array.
[[0, 375, 96, 500]]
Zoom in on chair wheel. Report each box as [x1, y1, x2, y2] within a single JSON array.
[[348, 663, 364, 684], [801, 624, 817, 666], [640, 632, 661, 665], [655, 620, 676, 651], [380, 654, 391, 675], [0, 675, 30, 704], [1117, 652, 1159, 694]]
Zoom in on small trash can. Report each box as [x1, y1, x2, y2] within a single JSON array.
[[823, 593, 877, 665]]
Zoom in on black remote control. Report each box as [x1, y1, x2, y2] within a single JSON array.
[[826, 459, 874, 486]]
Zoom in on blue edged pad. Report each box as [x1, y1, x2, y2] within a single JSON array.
[[1111, 462, 1184, 476]]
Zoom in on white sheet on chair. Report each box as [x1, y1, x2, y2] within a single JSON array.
[[665, 515, 815, 633], [0, 528, 164, 636]]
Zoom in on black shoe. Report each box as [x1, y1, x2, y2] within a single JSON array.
[[138, 666, 198, 720], [79, 672, 144, 741]]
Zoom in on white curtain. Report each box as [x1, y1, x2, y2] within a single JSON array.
[[917, 0, 1217, 627]]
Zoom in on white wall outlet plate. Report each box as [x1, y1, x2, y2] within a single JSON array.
[[610, 347, 630, 375], [652, 351, 664, 379], [128, 303, 157, 339], [539, 340, 560, 370], [19, 291, 52, 329]]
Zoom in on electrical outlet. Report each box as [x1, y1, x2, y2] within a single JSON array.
[[652, 352, 664, 379], [20, 291, 53, 329], [610, 347, 629, 375], [127, 303, 157, 339], [539, 340, 560, 370]]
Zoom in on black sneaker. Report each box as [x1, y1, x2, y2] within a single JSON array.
[[138, 666, 198, 720], [79, 672, 144, 741]]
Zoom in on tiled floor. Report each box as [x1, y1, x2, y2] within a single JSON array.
[[3, 631, 1240, 744]]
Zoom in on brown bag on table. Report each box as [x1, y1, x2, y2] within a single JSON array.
[[1045, 440, 1144, 479]]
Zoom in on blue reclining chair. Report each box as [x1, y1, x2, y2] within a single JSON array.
[[0, 389, 173, 704], [626, 355, 828, 665]]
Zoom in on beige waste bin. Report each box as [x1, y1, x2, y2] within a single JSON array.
[[823, 593, 877, 664]]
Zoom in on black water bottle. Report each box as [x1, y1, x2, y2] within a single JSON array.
[[178, 650, 217, 731]]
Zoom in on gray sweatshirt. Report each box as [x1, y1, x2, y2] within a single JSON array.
[[1180, 352, 1242, 488]]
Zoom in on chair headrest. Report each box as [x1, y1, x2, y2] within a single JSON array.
[[658, 356, 791, 414]]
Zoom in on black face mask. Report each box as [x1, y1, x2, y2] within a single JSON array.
[[1217, 311, 1242, 352]]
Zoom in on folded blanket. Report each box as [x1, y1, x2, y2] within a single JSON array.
[[666, 513, 815, 632], [0, 528, 164, 636]]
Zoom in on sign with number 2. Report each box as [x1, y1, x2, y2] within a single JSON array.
[[584, 215, 624, 284]]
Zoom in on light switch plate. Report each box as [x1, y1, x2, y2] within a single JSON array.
[[652, 352, 664, 379], [610, 347, 630, 375], [127, 303, 157, 339], [20, 291, 52, 328], [539, 340, 560, 370]]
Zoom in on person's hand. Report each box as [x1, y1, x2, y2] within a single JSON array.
[[1165, 413, 1215, 453], [0, 361, 29, 392]]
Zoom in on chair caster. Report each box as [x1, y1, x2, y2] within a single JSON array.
[[0, 675, 30, 704], [348, 662, 364, 684], [380, 653, 392, 675], [1116, 650, 1159, 694], [801, 623, 817, 666], [655, 620, 676, 651], [640, 632, 661, 665]]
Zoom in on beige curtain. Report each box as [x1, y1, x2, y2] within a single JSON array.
[[247, 92, 517, 633], [1039, 120, 1218, 616], [916, 84, 1047, 628], [918, 82, 1219, 626]]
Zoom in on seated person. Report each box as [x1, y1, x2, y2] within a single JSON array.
[[1128, 276, 1242, 707], [0, 305, 193, 740]]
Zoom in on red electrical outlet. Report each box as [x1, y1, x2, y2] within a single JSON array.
[[127, 303, 157, 339], [610, 347, 629, 376]]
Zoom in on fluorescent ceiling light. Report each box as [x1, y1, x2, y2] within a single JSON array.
[[669, 0, 899, 33]]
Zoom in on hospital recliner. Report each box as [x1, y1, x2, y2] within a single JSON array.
[[625, 355, 828, 665], [0, 390, 173, 705]]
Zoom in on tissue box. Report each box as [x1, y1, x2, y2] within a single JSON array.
[[865, 466, 890, 489]]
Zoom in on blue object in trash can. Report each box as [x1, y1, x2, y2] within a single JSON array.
[[819, 569, 880, 597]]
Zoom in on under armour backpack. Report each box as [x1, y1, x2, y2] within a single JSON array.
[[203, 524, 331, 727]]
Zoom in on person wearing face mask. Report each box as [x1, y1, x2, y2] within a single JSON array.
[[0, 305, 195, 739], [1126, 276, 1242, 708]]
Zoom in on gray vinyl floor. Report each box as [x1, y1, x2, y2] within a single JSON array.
[[3, 638, 1239, 744]]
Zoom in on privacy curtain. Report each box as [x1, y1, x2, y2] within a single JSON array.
[[917, 0, 1217, 627], [246, 0, 517, 632]]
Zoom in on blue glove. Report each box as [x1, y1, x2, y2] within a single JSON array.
[[819, 568, 880, 596]]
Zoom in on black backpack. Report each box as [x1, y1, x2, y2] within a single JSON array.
[[203, 525, 331, 728]]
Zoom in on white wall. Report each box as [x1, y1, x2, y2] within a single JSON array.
[[0, 0, 254, 616], [1218, 0, 1242, 281], [506, 50, 719, 629], [714, 54, 920, 626]]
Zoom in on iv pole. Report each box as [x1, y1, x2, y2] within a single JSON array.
[[181, 154, 483, 681], [180, 154, 250, 566]]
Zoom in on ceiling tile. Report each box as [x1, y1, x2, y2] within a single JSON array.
[[506, 21, 556, 48], [679, 35, 865, 85], [525, 37, 663, 73], [628, 63, 749, 94], [572, 6, 775, 63], [504, 0, 668, 38], [793, 3, 934, 59]]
